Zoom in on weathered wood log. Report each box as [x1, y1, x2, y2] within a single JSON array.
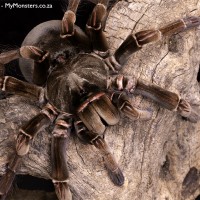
[[1, 0, 200, 199]]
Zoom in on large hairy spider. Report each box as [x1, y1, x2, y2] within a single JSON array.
[[0, 0, 200, 199]]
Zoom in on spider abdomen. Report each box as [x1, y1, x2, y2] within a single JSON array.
[[19, 20, 91, 84]]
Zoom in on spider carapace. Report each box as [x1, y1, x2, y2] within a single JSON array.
[[0, 0, 200, 199]]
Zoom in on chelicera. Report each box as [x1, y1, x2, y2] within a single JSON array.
[[0, 0, 200, 199]]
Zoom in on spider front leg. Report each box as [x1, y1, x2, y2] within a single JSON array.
[[75, 93, 124, 186], [86, 0, 110, 57], [0, 104, 58, 199], [74, 120, 124, 186], [51, 114, 73, 200], [108, 75, 200, 122], [105, 16, 200, 71]]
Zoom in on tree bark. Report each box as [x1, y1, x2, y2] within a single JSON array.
[[1, 0, 200, 199]]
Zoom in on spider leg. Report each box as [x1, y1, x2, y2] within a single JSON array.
[[105, 16, 200, 71], [92, 136, 124, 186], [0, 103, 58, 199], [0, 46, 48, 67], [109, 92, 153, 120], [86, 0, 110, 57], [0, 46, 50, 85], [175, 98, 199, 123], [60, 0, 92, 51], [60, 0, 80, 38], [51, 114, 72, 200], [0, 76, 45, 103], [135, 79, 200, 122], [75, 92, 124, 185], [74, 120, 124, 186], [20, 46, 50, 85], [0, 46, 47, 102], [108, 75, 200, 122]]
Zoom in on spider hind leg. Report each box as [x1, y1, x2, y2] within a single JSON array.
[[105, 16, 200, 72], [86, 0, 110, 57], [60, 0, 80, 38], [0, 45, 49, 86]]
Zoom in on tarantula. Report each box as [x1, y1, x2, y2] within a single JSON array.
[[0, 0, 200, 199]]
